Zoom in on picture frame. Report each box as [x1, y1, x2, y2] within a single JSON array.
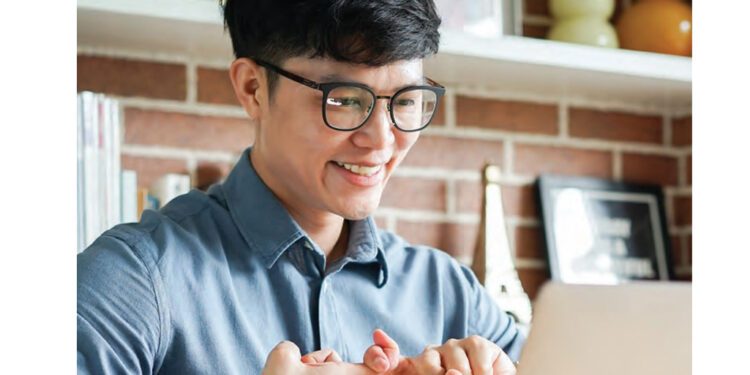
[[536, 174, 675, 284]]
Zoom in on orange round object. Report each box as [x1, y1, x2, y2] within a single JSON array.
[[616, 0, 692, 56]]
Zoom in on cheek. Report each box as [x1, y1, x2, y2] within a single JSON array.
[[267, 98, 327, 150], [394, 132, 420, 162]]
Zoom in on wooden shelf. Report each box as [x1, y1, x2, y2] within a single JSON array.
[[78, 0, 691, 111]]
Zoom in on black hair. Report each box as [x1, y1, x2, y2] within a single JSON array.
[[222, 0, 441, 94]]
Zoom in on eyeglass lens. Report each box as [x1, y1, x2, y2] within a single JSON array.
[[325, 86, 438, 131]]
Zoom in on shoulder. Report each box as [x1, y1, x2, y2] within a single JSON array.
[[80, 189, 228, 270]]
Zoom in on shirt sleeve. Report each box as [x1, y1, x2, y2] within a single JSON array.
[[459, 265, 526, 362], [77, 230, 168, 374]]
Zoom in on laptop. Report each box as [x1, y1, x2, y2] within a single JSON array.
[[516, 282, 691, 375]]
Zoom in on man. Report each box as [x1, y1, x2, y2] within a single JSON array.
[[77, 0, 525, 374]]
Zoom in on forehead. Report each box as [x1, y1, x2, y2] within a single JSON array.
[[283, 57, 425, 92]]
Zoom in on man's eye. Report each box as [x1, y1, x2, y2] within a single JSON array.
[[327, 97, 361, 107], [395, 99, 416, 106]]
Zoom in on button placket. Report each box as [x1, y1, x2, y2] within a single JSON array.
[[317, 276, 348, 359]]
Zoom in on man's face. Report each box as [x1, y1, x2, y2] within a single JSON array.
[[253, 57, 423, 220]]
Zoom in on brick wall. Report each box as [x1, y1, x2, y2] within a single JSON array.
[[77, 52, 692, 299]]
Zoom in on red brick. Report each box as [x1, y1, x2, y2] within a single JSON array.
[[673, 195, 692, 226], [672, 116, 692, 146], [569, 108, 662, 144], [622, 153, 678, 186], [396, 220, 478, 260], [518, 268, 550, 301], [456, 180, 482, 214], [77, 55, 186, 100], [121, 155, 189, 189], [456, 181, 538, 219], [381, 177, 446, 212], [687, 155, 692, 185], [197, 67, 239, 106], [503, 185, 539, 218], [456, 96, 558, 134], [515, 226, 545, 260], [124, 108, 255, 153], [374, 216, 388, 229], [195, 162, 232, 191], [514, 144, 613, 178], [402, 135, 503, 170], [431, 99, 446, 127]]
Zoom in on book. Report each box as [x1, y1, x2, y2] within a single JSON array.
[[77, 91, 123, 251], [150, 173, 191, 209], [137, 188, 160, 218], [121, 170, 138, 224]]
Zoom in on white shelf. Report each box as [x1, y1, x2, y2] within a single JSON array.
[[78, 0, 691, 111]]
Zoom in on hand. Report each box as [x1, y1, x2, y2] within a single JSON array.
[[300, 347, 343, 365], [361, 330, 515, 374], [264, 330, 450, 375], [262, 341, 373, 375], [422, 335, 516, 375], [361, 329, 448, 375], [261, 338, 406, 375]]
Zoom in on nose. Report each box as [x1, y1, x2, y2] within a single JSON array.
[[351, 98, 395, 150]]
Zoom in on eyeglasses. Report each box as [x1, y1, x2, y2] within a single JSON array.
[[254, 59, 445, 132]]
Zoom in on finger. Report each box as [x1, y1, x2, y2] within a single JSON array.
[[492, 350, 517, 375], [301, 348, 343, 364], [464, 337, 499, 375], [310, 362, 380, 375], [409, 348, 444, 375], [326, 350, 343, 363], [363, 344, 390, 373], [264, 341, 302, 373], [372, 329, 400, 369], [269, 341, 302, 361], [437, 341, 472, 375]]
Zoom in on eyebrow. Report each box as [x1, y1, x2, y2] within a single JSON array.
[[318, 73, 426, 91]]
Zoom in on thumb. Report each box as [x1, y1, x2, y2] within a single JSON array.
[[362, 345, 391, 373], [492, 350, 517, 375], [373, 329, 400, 369], [362, 329, 401, 373], [263, 341, 302, 374]]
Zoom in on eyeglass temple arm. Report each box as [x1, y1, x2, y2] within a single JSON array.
[[425, 77, 445, 89], [254, 59, 322, 91]]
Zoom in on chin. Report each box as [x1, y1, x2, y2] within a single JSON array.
[[337, 198, 380, 220]]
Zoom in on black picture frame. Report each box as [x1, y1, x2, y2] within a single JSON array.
[[536, 174, 674, 284]]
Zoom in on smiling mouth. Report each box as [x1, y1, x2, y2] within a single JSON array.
[[332, 161, 385, 177]]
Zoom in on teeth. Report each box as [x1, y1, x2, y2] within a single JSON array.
[[335, 161, 383, 176]]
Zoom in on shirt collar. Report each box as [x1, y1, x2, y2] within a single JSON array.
[[220, 147, 388, 286], [221, 147, 304, 268]]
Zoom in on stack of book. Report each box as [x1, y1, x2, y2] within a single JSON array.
[[77, 92, 122, 251], [77, 92, 193, 252]]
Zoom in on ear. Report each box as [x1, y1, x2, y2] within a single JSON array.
[[229, 58, 266, 121]]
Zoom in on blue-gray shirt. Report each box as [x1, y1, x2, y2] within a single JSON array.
[[77, 147, 524, 374]]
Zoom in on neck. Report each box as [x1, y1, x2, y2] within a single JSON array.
[[249, 151, 349, 263]]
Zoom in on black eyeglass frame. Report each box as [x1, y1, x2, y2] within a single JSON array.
[[254, 59, 446, 132]]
